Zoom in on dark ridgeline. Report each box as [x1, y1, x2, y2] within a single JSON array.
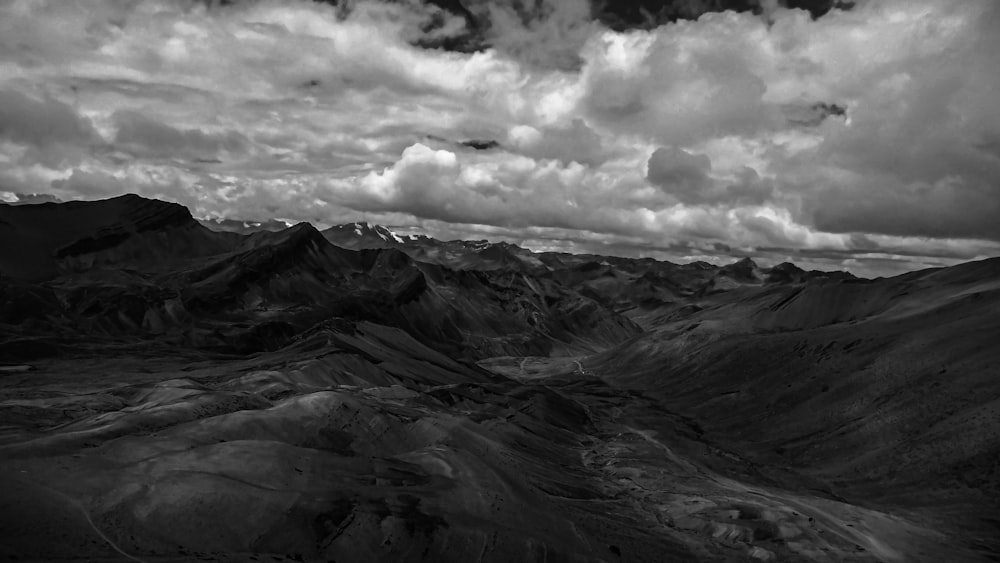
[[1, 195, 998, 562]]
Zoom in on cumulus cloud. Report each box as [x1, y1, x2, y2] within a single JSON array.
[[343, 142, 638, 231], [508, 119, 612, 166], [647, 147, 774, 206], [579, 16, 781, 146], [646, 147, 712, 199], [472, 0, 597, 70], [0, 0, 998, 276], [769, 0, 1000, 241]]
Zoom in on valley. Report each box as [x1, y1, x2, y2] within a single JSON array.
[[1, 195, 998, 562]]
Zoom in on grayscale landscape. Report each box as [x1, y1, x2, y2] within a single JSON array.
[[1, 0, 999, 562], [2, 194, 998, 562]]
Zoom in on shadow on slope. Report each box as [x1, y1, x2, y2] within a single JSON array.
[[589, 257, 1000, 559], [0, 322, 695, 563], [0, 196, 640, 361]]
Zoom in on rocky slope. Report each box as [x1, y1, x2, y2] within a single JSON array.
[[589, 257, 1000, 558], [0, 196, 640, 361], [2, 194, 998, 562], [0, 194, 236, 281]]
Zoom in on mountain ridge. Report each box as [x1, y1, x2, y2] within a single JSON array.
[[3, 194, 1000, 561], [0, 195, 643, 360]]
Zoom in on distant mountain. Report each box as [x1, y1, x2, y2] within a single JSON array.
[[198, 217, 293, 235], [322, 223, 554, 274], [4, 194, 1000, 562], [0, 196, 640, 360], [765, 261, 808, 284], [0, 194, 235, 281], [0, 192, 62, 205], [322, 221, 425, 250], [719, 256, 763, 282], [0, 196, 864, 354]]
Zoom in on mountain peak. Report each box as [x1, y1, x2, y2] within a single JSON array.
[[324, 221, 412, 249], [772, 261, 804, 272], [352, 222, 405, 244], [240, 221, 326, 250], [765, 261, 808, 284], [713, 256, 763, 286], [199, 217, 292, 234], [731, 256, 758, 268]]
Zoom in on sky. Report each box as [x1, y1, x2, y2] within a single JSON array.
[[1, 0, 998, 277]]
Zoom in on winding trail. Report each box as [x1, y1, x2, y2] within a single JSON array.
[[624, 426, 705, 477], [621, 425, 906, 562], [33, 480, 150, 563]]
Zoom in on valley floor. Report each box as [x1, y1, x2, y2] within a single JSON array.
[[2, 344, 993, 562]]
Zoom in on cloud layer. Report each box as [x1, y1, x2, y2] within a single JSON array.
[[1, 0, 998, 276]]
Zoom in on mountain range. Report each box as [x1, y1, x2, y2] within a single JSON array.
[[1, 194, 998, 562]]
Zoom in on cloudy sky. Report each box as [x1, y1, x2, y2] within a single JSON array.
[[1, 0, 998, 276]]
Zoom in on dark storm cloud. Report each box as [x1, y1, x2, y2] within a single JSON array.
[[327, 0, 858, 61], [647, 147, 712, 199], [317, 0, 857, 71], [784, 102, 847, 127], [0, 90, 100, 149], [647, 148, 773, 206], [459, 139, 501, 150], [811, 180, 1000, 242], [112, 111, 250, 162], [592, 0, 854, 29], [0, 89, 103, 169]]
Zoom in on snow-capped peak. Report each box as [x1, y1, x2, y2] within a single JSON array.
[[343, 221, 407, 244], [373, 225, 405, 244]]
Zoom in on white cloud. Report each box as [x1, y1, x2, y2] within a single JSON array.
[[507, 119, 612, 166], [0, 0, 997, 276], [51, 168, 124, 197]]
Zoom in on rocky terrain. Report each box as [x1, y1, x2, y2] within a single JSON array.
[[1, 195, 998, 562]]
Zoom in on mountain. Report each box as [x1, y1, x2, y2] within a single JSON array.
[[322, 221, 420, 249], [0, 197, 640, 361], [589, 256, 1000, 559], [320, 222, 857, 307], [2, 194, 999, 562], [0, 194, 235, 281], [322, 223, 549, 273], [198, 217, 293, 234]]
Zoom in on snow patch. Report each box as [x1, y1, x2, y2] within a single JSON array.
[[374, 225, 405, 244]]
